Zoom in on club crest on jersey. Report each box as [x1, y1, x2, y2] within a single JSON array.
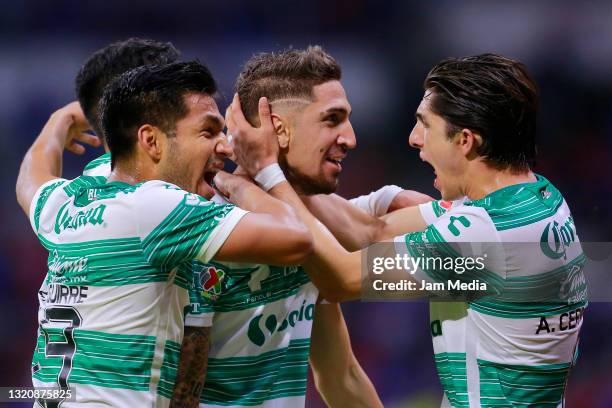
[[199, 266, 225, 299]]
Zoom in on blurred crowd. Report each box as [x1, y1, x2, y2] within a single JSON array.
[[1, 1, 611, 406]]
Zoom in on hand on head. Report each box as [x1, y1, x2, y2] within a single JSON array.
[[54, 101, 101, 155], [225, 94, 278, 177]]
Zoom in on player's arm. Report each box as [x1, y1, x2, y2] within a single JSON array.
[[16, 102, 100, 215], [302, 192, 431, 251], [170, 326, 210, 408], [310, 302, 383, 408], [212, 174, 313, 266]]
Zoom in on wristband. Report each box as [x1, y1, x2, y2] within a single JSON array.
[[254, 163, 286, 192], [349, 185, 403, 216]]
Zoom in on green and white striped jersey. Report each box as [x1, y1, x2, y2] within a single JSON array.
[[80, 155, 319, 407], [396, 175, 587, 407], [82, 153, 111, 177], [191, 194, 319, 408], [29, 175, 246, 407]]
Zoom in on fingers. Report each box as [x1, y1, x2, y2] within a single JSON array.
[[72, 132, 102, 148], [257, 97, 273, 131], [212, 170, 232, 197], [230, 93, 250, 129], [65, 132, 101, 155], [225, 105, 235, 132], [62, 101, 91, 131], [66, 141, 86, 155]]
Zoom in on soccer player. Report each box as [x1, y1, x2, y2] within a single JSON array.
[[16, 61, 315, 407], [21, 43, 402, 407], [73, 37, 211, 405], [222, 53, 587, 407], [20, 37, 217, 406], [194, 47, 394, 408]]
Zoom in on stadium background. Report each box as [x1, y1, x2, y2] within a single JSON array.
[[1, 1, 611, 406]]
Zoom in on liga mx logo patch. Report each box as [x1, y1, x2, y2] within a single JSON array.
[[199, 266, 225, 300]]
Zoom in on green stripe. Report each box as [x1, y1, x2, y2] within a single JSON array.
[[434, 352, 469, 407], [465, 174, 565, 231], [201, 338, 310, 406], [470, 252, 587, 318], [33, 180, 66, 231], [142, 195, 234, 270], [403, 226, 504, 291], [157, 341, 181, 398], [478, 359, 570, 406], [432, 200, 447, 217], [39, 235, 173, 287], [83, 153, 111, 171], [33, 329, 155, 391]]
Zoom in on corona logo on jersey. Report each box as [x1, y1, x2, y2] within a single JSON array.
[[54, 202, 106, 234], [199, 266, 225, 300], [540, 216, 577, 260], [247, 300, 315, 346]]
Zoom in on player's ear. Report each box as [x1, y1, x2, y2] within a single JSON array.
[[271, 114, 290, 149], [457, 128, 481, 158], [137, 124, 163, 162]]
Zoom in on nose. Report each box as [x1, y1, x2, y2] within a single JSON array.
[[337, 121, 357, 150], [216, 132, 234, 158], [409, 122, 423, 149]]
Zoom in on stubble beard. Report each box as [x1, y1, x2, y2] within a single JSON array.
[[279, 154, 338, 196]]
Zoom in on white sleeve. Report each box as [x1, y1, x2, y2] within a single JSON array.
[[349, 185, 403, 216], [137, 181, 248, 268], [29, 178, 68, 234]]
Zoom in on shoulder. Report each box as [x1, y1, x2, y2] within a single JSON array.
[[82, 153, 112, 177], [418, 198, 468, 225], [401, 205, 498, 245], [29, 178, 70, 233]]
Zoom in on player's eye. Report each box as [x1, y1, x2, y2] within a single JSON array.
[[200, 128, 214, 138], [325, 115, 340, 126]]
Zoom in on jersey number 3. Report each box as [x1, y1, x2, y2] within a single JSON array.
[[36, 306, 82, 407]]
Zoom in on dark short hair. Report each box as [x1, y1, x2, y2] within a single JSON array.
[[100, 61, 217, 167], [424, 53, 538, 172], [235, 45, 341, 124], [75, 38, 180, 137]]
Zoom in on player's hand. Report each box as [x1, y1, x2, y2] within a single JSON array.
[[213, 170, 256, 201], [49, 101, 101, 155], [226, 93, 278, 178]]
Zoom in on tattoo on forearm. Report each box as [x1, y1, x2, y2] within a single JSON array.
[[170, 326, 211, 408]]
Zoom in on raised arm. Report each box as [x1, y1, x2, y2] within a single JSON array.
[[16, 102, 100, 215], [302, 190, 431, 251], [212, 173, 313, 266], [310, 302, 383, 408]]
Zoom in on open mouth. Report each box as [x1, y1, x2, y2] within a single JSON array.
[[325, 156, 344, 172], [204, 170, 216, 187], [198, 169, 219, 199], [420, 153, 440, 191]]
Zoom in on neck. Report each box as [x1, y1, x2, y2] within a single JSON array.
[[106, 159, 152, 185], [463, 163, 536, 200]]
